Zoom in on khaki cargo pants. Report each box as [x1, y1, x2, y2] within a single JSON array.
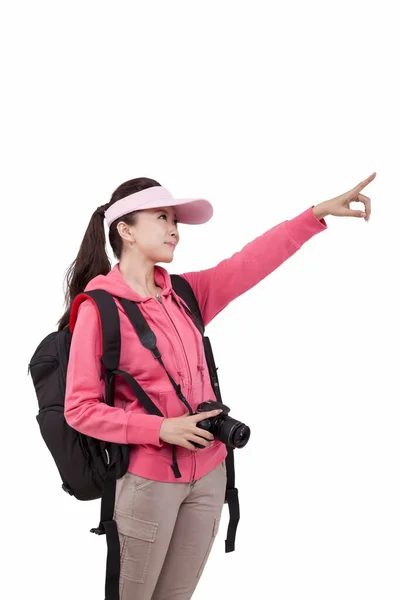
[[113, 461, 227, 600]]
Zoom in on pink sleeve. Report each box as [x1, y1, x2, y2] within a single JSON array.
[[180, 206, 327, 326], [65, 300, 165, 446]]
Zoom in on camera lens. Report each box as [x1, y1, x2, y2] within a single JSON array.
[[216, 417, 251, 449], [230, 423, 250, 449]]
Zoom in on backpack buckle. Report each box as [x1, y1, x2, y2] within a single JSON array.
[[90, 522, 105, 536]]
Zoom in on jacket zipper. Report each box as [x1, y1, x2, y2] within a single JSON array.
[[157, 297, 192, 388], [28, 355, 58, 375], [156, 296, 196, 480], [191, 456, 197, 485]]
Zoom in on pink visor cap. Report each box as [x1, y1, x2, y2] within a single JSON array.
[[104, 186, 214, 227]]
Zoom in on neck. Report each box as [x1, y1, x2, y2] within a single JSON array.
[[119, 254, 160, 297]]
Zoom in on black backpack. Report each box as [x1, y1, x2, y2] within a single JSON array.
[[29, 275, 239, 600]]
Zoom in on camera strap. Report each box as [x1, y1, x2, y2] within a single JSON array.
[[117, 297, 193, 413]]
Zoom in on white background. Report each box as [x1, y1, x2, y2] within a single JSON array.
[[2, 1, 399, 599]]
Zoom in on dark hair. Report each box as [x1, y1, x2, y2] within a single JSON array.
[[57, 177, 161, 330]]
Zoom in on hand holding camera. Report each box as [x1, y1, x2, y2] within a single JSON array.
[[159, 407, 223, 451], [159, 401, 250, 451]]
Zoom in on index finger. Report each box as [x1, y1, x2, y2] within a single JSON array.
[[191, 409, 223, 423], [355, 172, 376, 192]]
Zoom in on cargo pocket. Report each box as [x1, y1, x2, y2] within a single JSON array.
[[197, 516, 220, 579], [116, 512, 159, 584]]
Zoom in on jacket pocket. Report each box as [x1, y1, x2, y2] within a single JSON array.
[[158, 381, 204, 418], [116, 512, 158, 584], [157, 389, 189, 418]]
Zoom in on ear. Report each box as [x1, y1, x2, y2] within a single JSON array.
[[117, 221, 135, 243]]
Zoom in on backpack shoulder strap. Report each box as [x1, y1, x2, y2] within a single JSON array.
[[70, 290, 121, 372], [70, 290, 162, 417], [171, 275, 204, 334], [69, 289, 125, 599]]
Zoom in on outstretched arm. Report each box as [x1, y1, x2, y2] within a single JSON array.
[[180, 171, 375, 326], [180, 206, 327, 326]]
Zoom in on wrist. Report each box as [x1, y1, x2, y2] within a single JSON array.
[[312, 202, 330, 220]]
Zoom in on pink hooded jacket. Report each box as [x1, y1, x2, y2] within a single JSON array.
[[64, 206, 327, 483]]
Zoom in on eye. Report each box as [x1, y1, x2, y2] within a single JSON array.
[[159, 214, 179, 226]]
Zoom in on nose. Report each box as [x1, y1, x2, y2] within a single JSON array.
[[170, 231, 179, 244]]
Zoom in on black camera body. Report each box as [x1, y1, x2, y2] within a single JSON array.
[[194, 400, 250, 449]]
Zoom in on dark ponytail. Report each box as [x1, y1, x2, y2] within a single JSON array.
[[57, 177, 161, 330]]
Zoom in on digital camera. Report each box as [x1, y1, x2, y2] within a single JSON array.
[[194, 400, 250, 449]]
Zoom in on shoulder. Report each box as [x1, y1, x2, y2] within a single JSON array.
[[70, 295, 99, 333]]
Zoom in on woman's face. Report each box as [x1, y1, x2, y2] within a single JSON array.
[[128, 205, 180, 263]]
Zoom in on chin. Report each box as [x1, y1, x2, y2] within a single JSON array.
[[153, 250, 174, 264], [159, 255, 174, 264], [152, 245, 176, 264]]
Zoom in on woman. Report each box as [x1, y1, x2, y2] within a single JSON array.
[[63, 173, 375, 600]]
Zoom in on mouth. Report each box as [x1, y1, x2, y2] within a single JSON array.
[[165, 242, 177, 249]]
